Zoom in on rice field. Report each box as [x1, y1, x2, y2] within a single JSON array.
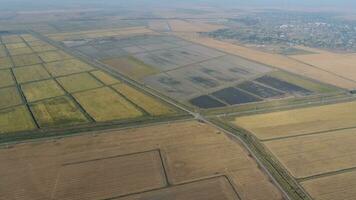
[[0, 57, 13, 69], [90, 70, 120, 85], [0, 69, 15, 87], [12, 54, 42, 67], [21, 79, 65, 102], [7, 46, 33, 56], [38, 50, 73, 62], [57, 72, 103, 93], [0, 87, 23, 109], [0, 105, 35, 134], [44, 59, 94, 77], [13, 64, 51, 83]]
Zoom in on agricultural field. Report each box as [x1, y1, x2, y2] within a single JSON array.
[[12, 54, 42, 67], [0, 69, 15, 87], [13, 64, 51, 83], [90, 70, 120, 85], [0, 57, 13, 69], [57, 72, 103, 93], [21, 79, 66, 102], [0, 121, 283, 199], [44, 59, 94, 77], [0, 87, 23, 109], [0, 105, 35, 134]]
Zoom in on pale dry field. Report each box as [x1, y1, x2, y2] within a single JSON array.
[[177, 34, 356, 89], [233, 101, 356, 140], [0, 121, 282, 200], [168, 20, 224, 32], [264, 127, 356, 178], [301, 170, 356, 200]]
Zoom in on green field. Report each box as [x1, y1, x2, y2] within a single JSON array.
[[0, 69, 15, 87], [21, 79, 66, 102], [91, 70, 120, 85], [38, 51, 72, 62], [30, 96, 89, 128], [8, 47, 33, 56], [0, 87, 23, 109], [113, 83, 175, 116], [44, 59, 94, 77], [0, 57, 13, 69], [12, 54, 42, 67], [0, 105, 35, 134], [73, 87, 143, 122], [57, 73, 103, 93], [13, 64, 51, 83]]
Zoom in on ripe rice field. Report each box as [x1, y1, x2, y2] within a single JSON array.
[[0, 45, 7, 57], [31, 44, 57, 52], [57, 72, 103, 93], [0, 57, 13, 69], [38, 50, 72, 62], [29, 96, 89, 128], [21, 79, 65, 102], [113, 83, 175, 116], [0, 121, 282, 199], [233, 101, 356, 140], [5, 42, 27, 50], [90, 70, 120, 85], [0, 105, 35, 134], [0, 69, 15, 87], [13, 64, 51, 83], [73, 87, 143, 122], [44, 59, 94, 77], [1, 35, 23, 44], [0, 87, 23, 109], [12, 54, 42, 67], [7, 46, 33, 56]]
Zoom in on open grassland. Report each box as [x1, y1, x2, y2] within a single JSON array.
[[38, 50, 72, 62], [12, 54, 42, 67], [0, 57, 13, 69], [90, 70, 120, 85], [0, 69, 15, 87], [0, 87, 22, 109], [118, 177, 238, 200], [57, 73, 103, 93], [7, 46, 33, 56], [44, 59, 94, 77], [0, 121, 282, 200], [73, 87, 142, 122], [301, 170, 356, 200], [21, 79, 65, 102], [178, 34, 356, 89], [0, 105, 35, 134], [47, 27, 154, 41], [101, 56, 158, 80], [264, 127, 356, 179], [30, 96, 89, 128], [1, 35, 23, 44], [291, 52, 356, 83], [13, 64, 51, 83], [233, 101, 356, 140], [269, 71, 341, 93], [113, 84, 175, 116]]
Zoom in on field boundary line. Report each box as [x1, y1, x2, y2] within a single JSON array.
[[298, 166, 356, 183]]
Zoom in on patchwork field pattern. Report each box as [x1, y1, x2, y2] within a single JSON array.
[[0, 121, 283, 200], [0, 34, 179, 135], [232, 101, 356, 199]]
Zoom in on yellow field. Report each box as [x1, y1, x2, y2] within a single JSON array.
[[13, 64, 51, 83], [113, 83, 175, 116], [0, 57, 13, 69], [101, 56, 158, 80], [0, 121, 282, 199], [0, 45, 7, 57], [12, 54, 42, 67], [0, 69, 15, 87], [1, 35, 23, 44], [178, 34, 356, 89], [27, 40, 48, 47], [90, 70, 120, 85], [302, 171, 356, 200], [38, 50, 73, 62], [73, 87, 142, 122], [21, 79, 65, 102], [30, 96, 89, 127], [7, 46, 33, 56], [5, 42, 27, 50], [57, 73, 103, 93], [233, 101, 356, 140], [44, 59, 94, 77], [31, 44, 57, 52], [0, 105, 35, 134], [20, 34, 39, 42], [0, 87, 23, 109]]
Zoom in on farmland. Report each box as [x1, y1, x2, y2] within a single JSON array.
[[0, 121, 283, 200], [0, 33, 180, 136]]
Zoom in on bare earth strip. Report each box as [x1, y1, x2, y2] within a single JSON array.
[[177, 34, 356, 89], [0, 121, 282, 200]]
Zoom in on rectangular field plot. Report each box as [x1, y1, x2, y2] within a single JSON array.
[[0, 105, 35, 134], [101, 56, 158, 80], [0, 57, 13, 69], [57, 73, 103, 93], [113, 84, 175, 116], [12, 54, 42, 67], [31, 45, 57, 53], [0, 45, 7, 57], [233, 101, 356, 140], [255, 75, 312, 96], [237, 81, 285, 99], [90, 70, 120, 85], [1, 35, 23, 44], [53, 151, 167, 200], [7, 47, 33, 56], [0, 69, 15, 87], [73, 87, 143, 122], [44, 59, 94, 77], [38, 51, 72, 62], [301, 170, 356, 200], [20, 34, 38, 42], [21, 79, 65, 102], [212, 87, 262, 105], [13, 64, 51, 83], [118, 177, 239, 200], [30, 96, 89, 128], [0, 87, 23, 109], [265, 127, 356, 178], [190, 95, 226, 109], [27, 40, 48, 47], [5, 42, 27, 50]]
